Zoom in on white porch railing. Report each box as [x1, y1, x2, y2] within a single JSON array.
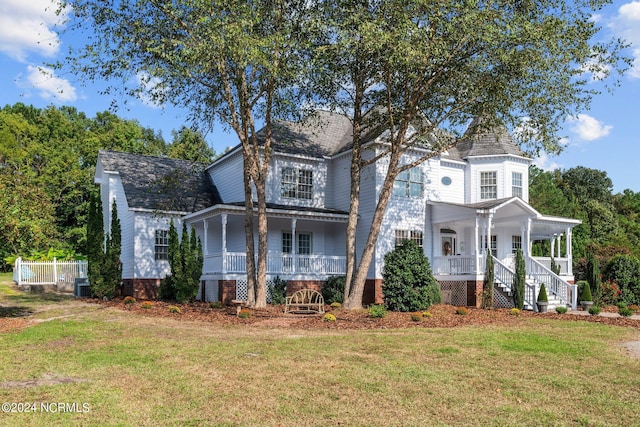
[[432, 256, 478, 275], [526, 257, 577, 310], [493, 256, 536, 311], [13, 257, 88, 286], [204, 252, 347, 276]]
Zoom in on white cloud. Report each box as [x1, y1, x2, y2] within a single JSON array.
[[135, 72, 165, 109], [0, 0, 67, 62], [26, 65, 77, 102], [533, 152, 562, 172], [567, 114, 612, 141], [610, 1, 640, 79]]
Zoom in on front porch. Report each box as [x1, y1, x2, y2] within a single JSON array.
[[204, 252, 347, 277]]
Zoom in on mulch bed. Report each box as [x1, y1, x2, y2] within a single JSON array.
[[81, 298, 640, 331]]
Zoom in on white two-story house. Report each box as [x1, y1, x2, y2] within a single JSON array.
[[95, 112, 580, 309]]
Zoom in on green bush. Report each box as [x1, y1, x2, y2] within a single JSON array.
[[124, 296, 136, 305], [238, 308, 251, 319], [321, 276, 345, 305], [603, 254, 640, 305], [537, 283, 548, 303], [555, 306, 568, 314], [268, 276, 287, 305], [509, 308, 520, 316], [588, 305, 600, 316], [209, 301, 222, 309], [168, 306, 181, 314], [368, 304, 387, 318], [410, 312, 423, 322], [580, 279, 593, 302], [330, 301, 342, 309], [619, 306, 633, 317], [382, 240, 441, 312]]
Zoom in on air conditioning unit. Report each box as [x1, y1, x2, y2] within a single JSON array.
[[74, 277, 91, 298]]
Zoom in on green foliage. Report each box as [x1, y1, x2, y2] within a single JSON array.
[[268, 276, 287, 305], [580, 279, 593, 302], [618, 306, 633, 317], [537, 283, 548, 303], [168, 306, 181, 314], [368, 305, 387, 318], [481, 254, 494, 309], [586, 249, 602, 304], [165, 222, 202, 304], [512, 249, 526, 310], [321, 276, 345, 305], [168, 127, 216, 163], [550, 258, 561, 275], [555, 306, 568, 314], [382, 240, 441, 312], [238, 308, 251, 319], [509, 308, 520, 316], [588, 306, 600, 316], [602, 254, 640, 305], [456, 307, 469, 316], [88, 198, 121, 299]]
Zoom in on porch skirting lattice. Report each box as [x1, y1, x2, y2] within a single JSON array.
[[438, 281, 467, 307], [235, 278, 279, 303]]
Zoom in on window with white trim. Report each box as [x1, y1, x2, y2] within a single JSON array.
[[393, 167, 423, 198], [282, 232, 312, 254], [480, 171, 497, 200], [281, 167, 313, 200], [394, 230, 423, 248], [483, 235, 497, 257], [512, 172, 523, 198], [154, 229, 169, 261], [512, 235, 522, 254]]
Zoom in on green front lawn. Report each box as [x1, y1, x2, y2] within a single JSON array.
[[1, 281, 639, 426]]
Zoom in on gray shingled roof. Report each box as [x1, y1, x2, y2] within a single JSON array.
[[258, 110, 354, 157], [98, 150, 221, 213], [444, 117, 526, 160]]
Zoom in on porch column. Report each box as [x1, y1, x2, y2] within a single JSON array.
[[291, 218, 297, 273], [521, 223, 527, 259], [557, 233, 562, 258], [566, 227, 573, 276], [551, 235, 556, 259], [474, 217, 480, 274], [526, 217, 532, 258], [202, 219, 209, 255], [221, 213, 227, 274], [486, 214, 493, 257]]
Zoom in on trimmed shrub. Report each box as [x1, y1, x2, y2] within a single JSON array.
[[580, 279, 593, 302], [382, 240, 441, 312], [123, 296, 136, 305], [322, 276, 345, 305], [509, 308, 520, 316], [422, 311, 432, 318], [619, 306, 633, 317], [209, 301, 222, 309], [323, 313, 336, 322], [168, 306, 181, 314], [238, 308, 251, 318], [368, 304, 387, 318], [537, 283, 548, 303], [268, 276, 287, 305], [141, 301, 153, 309], [555, 306, 568, 314], [588, 305, 600, 316]]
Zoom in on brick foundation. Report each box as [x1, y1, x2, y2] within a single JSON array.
[[467, 280, 483, 307], [363, 279, 383, 305], [219, 280, 237, 304], [121, 278, 161, 300]]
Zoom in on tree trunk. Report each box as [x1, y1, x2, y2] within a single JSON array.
[[242, 157, 257, 306], [254, 176, 268, 308], [344, 150, 401, 309]]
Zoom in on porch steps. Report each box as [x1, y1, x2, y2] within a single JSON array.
[[494, 280, 567, 312]]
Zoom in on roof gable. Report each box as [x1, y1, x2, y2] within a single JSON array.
[[97, 150, 221, 213]]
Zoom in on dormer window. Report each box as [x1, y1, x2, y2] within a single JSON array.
[[480, 171, 497, 200], [393, 167, 423, 198], [281, 167, 313, 200]]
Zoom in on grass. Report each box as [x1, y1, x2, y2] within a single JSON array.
[[1, 278, 640, 426]]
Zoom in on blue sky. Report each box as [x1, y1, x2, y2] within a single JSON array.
[[1, 0, 639, 194]]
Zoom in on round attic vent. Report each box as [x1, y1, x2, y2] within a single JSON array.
[[441, 176, 452, 186]]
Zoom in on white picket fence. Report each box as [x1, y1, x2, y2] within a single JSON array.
[[13, 257, 88, 287]]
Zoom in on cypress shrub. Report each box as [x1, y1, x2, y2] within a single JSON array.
[[512, 249, 526, 310]]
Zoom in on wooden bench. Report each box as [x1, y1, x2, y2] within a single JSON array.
[[284, 289, 325, 314]]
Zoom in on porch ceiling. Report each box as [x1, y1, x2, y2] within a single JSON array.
[[185, 202, 350, 223]]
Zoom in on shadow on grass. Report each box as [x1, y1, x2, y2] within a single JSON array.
[[6, 293, 74, 304], [0, 305, 34, 318]]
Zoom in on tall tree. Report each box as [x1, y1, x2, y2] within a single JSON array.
[[86, 192, 104, 293], [59, 0, 310, 307], [311, 0, 629, 308], [167, 126, 215, 164]]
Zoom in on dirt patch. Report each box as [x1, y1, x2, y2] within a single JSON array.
[[0, 317, 30, 333], [0, 373, 88, 389], [621, 339, 640, 359]]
